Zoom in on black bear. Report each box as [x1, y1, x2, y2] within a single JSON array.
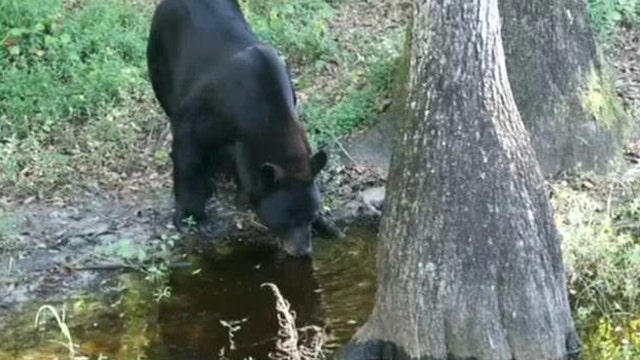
[[147, 0, 330, 256]]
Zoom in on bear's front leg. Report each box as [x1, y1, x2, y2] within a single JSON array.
[[170, 134, 211, 232]]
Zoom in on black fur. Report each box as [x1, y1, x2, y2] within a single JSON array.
[[147, 0, 329, 256]]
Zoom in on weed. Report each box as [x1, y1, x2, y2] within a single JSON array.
[[104, 233, 179, 302], [240, 0, 336, 66], [553, 172, 640, 357], [220, 318, 248, 352], [588, 0, 640, 34], [34, 304, 86, 359], [0, 0, 156, 197]]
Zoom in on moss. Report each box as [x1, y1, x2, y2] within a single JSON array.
[[581, 66, 627, 132], [116, 275, 159, 358], [394, 16, 413, 105]]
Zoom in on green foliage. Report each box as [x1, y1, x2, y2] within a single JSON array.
[[0, 0, 401, 196], [240, 0, 336, 65], [1, 0, 148, 139], [302, 89, 378, 144], [105, 233, 178, 302], [553, 177, 640, 357], [0, 0, 154, 195], [588, 0, 640, 34], [301, 35, 402, 147], [582, 317, 640, 359], [241, 0, 402, 148]]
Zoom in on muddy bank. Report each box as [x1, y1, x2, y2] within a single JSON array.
[[0, 224, 379, 360], [0, 140, 388, 314]]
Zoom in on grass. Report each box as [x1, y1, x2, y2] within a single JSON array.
[[1, 0, 400, 198], [34, 304, 85, 359], [240, 0, 336, 66], [553, 173, 640, 358], [587, 0, 640, 34], [1, 0, 158, 196], [103, 233, 179, 302]]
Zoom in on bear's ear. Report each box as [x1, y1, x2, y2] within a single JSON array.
[[260, 163, 284, 189], [310, 150, 328, 177]]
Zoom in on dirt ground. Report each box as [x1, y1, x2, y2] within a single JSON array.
[[0, 159, 385, 315]]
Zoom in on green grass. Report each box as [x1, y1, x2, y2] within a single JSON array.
[[1, 0, 155, 195], [588, 0, 640, 34], [1, 0, 148, 139], [241, 0, 336, 66], [242, 0, 402, 148], [1, 0, 400, 197]]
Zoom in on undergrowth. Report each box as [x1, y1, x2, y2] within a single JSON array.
[[241, 0, 402, 148], [0, 0, 157, 196], [1, 0, 400, 198], [588, 0, 640, 34], [553, 172, 640, 359]]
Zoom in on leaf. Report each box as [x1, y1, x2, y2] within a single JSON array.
[[8, 46, 20, 56], [7, 28, 29, 38], [114, 238, 135, 259], [60, 33, 71, 44]]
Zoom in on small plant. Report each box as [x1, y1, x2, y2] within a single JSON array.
[[0, 0, 155, 197], [588, 0, 640, 34], [220, 318, 248, 352], [553, 174, 640, 358], [34, 304, 87, 360], [240, 0, 336, 66], [104, 233, 179, 302]]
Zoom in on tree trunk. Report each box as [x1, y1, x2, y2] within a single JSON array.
[[500, 0, 629, 177], [338, 0, 580, 359]]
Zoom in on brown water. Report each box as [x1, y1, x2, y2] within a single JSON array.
[[149, 228, 377, 359], [0, 227, 378, 360], [5, 223, 633, 359]]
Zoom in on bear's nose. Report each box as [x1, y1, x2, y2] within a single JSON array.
[[280, 226, 312, 257]]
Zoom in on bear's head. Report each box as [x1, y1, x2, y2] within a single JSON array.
[[251, 150, 328, 257]]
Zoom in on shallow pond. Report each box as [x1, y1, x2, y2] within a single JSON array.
[[2, 225, 637, 359], [0, 226, 378, 359]]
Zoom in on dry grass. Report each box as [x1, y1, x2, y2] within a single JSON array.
[[33, 305, 88, 360], [261, 282, 326, 360]]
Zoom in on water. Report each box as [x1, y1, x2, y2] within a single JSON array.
[[0, 226, 378, 359], [2, 225, 638, 359], [152, 227, 377, 359]]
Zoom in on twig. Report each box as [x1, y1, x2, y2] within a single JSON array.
[[332, 135, 359, 169], [51, 261, 192, 272]]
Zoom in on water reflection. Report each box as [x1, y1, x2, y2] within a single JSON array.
[[151, 227, 378, 359], [152, 245, 325, 359], [0, 227, 379, 360]]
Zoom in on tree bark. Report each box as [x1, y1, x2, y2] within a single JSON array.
[[500, 0, 629, 177], [338, 0, 580, 359]]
